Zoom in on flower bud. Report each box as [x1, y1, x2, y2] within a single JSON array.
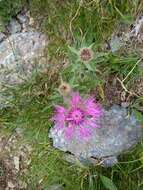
[[79, 47, 94, 62], [58, 82, 71, 96]]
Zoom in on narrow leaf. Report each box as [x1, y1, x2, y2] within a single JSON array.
[[68, 46, 79, 55], [100, 175, 117, 190]]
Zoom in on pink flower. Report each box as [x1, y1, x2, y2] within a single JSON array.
[[53, 92, 102, 140]]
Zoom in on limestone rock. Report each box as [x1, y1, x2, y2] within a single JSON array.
[[7, 19, 22, 34], [0, 31, 47, 108], [0, 31, 47, 86], [110, 35, 124, 52], [49, 105, 143, 167], [17, 12, 29, 24]]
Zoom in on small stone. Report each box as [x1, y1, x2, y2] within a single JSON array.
[[110, 35, 123, 52], [17, 13, 29, 24], [8, 181, 15, 188], [29, 17, 35, 26], [130, 16, 143, 37], [121, 102, 130, 108], [101, 157, 118, 167], [7, 19, 21, 34], [13, 156, 19, 171]]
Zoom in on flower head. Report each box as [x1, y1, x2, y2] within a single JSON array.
[[79, 47, 94, 62], [53, 92, 102, 141]]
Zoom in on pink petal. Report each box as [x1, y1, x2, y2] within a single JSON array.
[[55, 105, 67, 114], [85, 97, 95, 108], [79, 125, 92, 139], [55, 121, 65, 129], [51, 93, 103, 141], [87, 107, 102, 117], [64, 124, 75, 140], [85, 98, 102, 118], [53, 105, 67, 129], [54, 112, 65, 122], [84, 119, 98, 128], [71, 92, 81, 107]]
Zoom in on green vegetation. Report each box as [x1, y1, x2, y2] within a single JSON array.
[[0, 0, 27, 30], [1, 71, 143, 190], [0, 0, 143, 189]]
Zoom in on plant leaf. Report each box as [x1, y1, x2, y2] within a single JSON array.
[[68, 46, 79, 55], [100, 175, 117, 190], [133, 110, 143, 124], [83, 62, 94, 71]]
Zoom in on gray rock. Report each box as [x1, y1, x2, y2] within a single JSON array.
[[129, 16, 143, 38], [110, 35, 124, 52], [0, 31, 47, 107], [49, 105, 143, 167], [0, 31, 47, 86], [17, 13, 29, 24], [101, 156, 118, 167], [0, 32, 6, 42], [7, 19, 22, 34], [17, 11, 31, 32]]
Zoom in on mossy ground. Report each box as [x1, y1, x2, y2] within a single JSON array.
[[0, 0, 143, 189]]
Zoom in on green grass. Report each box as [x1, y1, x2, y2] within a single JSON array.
[[0, 0, 28, 31], [0, 0, 143, 189]]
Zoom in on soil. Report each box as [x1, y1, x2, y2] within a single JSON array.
[[0, 161, 7, 190], [104, 75, 122, 105]]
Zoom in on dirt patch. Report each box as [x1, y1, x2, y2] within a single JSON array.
[[0, 159, 19, 190], [104, 75, 122, 105], [0, 161, 6, 190], [133, 77, 143, 96], [0, 127, 32, 190], [91, 74, 143, 109]]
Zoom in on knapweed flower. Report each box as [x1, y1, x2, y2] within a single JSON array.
[[53, 92, 102, 141], [79, 47, 94, 62]]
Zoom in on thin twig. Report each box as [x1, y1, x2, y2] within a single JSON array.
[[117, 77, 139, 97], [122, 58, 142, 83]]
